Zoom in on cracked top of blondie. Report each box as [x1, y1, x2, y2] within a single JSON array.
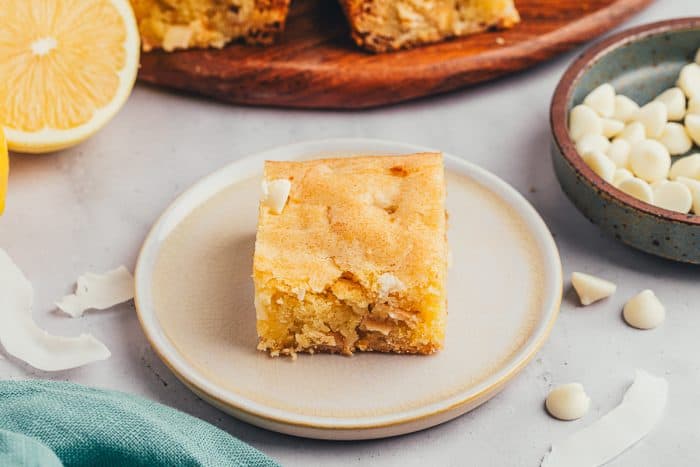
[[254, 153, 447, 307]]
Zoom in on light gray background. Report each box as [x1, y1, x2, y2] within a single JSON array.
[[1, 2, 699, 466]]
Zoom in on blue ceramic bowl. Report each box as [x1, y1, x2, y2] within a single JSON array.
[[551, 18, 700, 263]]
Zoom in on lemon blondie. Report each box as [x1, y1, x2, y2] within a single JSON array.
[[339, 0, 520, 52], [253, 153, 448, 357], [130, 0, 291, 51]]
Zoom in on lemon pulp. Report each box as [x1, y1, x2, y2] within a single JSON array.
[[0, 0, 140, 153]]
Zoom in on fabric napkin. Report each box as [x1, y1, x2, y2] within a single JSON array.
[[0, 379, 280, 467]]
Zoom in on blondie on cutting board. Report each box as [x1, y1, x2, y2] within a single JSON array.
[[253, 153, 448, 357], [130, 0, 292, 51], [339, 0, 520, 52]]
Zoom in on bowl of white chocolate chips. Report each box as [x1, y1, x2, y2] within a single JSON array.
[[551, 17, 700, 263]]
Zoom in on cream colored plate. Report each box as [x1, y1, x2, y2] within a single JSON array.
[[135, 139, 562, 440]]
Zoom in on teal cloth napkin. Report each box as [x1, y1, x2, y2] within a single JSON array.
[[0, 380, 280, 467]]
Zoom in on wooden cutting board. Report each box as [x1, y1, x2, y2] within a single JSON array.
[[138, 0, 653, 109]]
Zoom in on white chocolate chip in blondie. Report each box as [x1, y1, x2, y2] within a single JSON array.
[[583, 83, 616, 118], [569, 105, 603, 141], [162, 25, 193, 52], [676, 176, 700, 213], [362, 319, 393, 336], [291, 286, 306, 302], [263, 179, 291, 214], [654, 87, 686, 121]]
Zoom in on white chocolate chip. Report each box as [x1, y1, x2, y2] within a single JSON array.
[[162, 25, 193, 52], [618, 177, 654, 203], [373, 191, 394, 209], [617, 122, 646, 145], [362, 319, 393, 336], [569, 105, 603, 141], [291, 287, 306, 302], [658, 122, 693, 155], [607, 139, 631, 169], [571, 272, 617, 306], [613, 168, 634, 187], [677, 63, 700, 99], [687, 97, 700, 115], [669, 153, 700, 180], [583, 83, 616, 117], [635, 101, 667, 139], [652, 180, 692, 213], [654, 87, 686, 121], [613, 95, 640, 122], [262, 179, 291, 214], [602, 118, 625, 138], [576, 134, 611, 156], [676, 176, 700, 213], [582, 151, 615, 183], [377, 273, 405, 298], [629, 140, 671, 183], [546, 383, 591, 421], [685, 113, 700, 145], [623, 290, 665, 330]]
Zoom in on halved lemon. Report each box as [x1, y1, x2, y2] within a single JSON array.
[[0, 0, 140, 153], [0, 128, 7, 214]]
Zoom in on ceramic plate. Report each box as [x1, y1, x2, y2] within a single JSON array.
[[135, 139, 562, 440]]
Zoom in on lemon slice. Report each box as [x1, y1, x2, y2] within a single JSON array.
[[0, 128, 7, 214], [0, 0, 140, 153]]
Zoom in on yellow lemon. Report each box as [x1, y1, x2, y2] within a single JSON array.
[[0, 128, 7, 214], [0, 0, 140, 154]]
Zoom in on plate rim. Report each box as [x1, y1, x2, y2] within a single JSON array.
[[134, 138, 562, 434]]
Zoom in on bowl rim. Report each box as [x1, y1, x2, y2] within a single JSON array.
[[551, 16, 700, 226]]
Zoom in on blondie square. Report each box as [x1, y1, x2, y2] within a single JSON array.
[[338, 0, 520, 52], [253, 153, 447, 356], [130, 0, 292, 51]]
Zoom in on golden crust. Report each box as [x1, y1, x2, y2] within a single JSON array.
[[338, 0, 520, 53], [254, 153, 448, 356], [130, 0, 292, 51]]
